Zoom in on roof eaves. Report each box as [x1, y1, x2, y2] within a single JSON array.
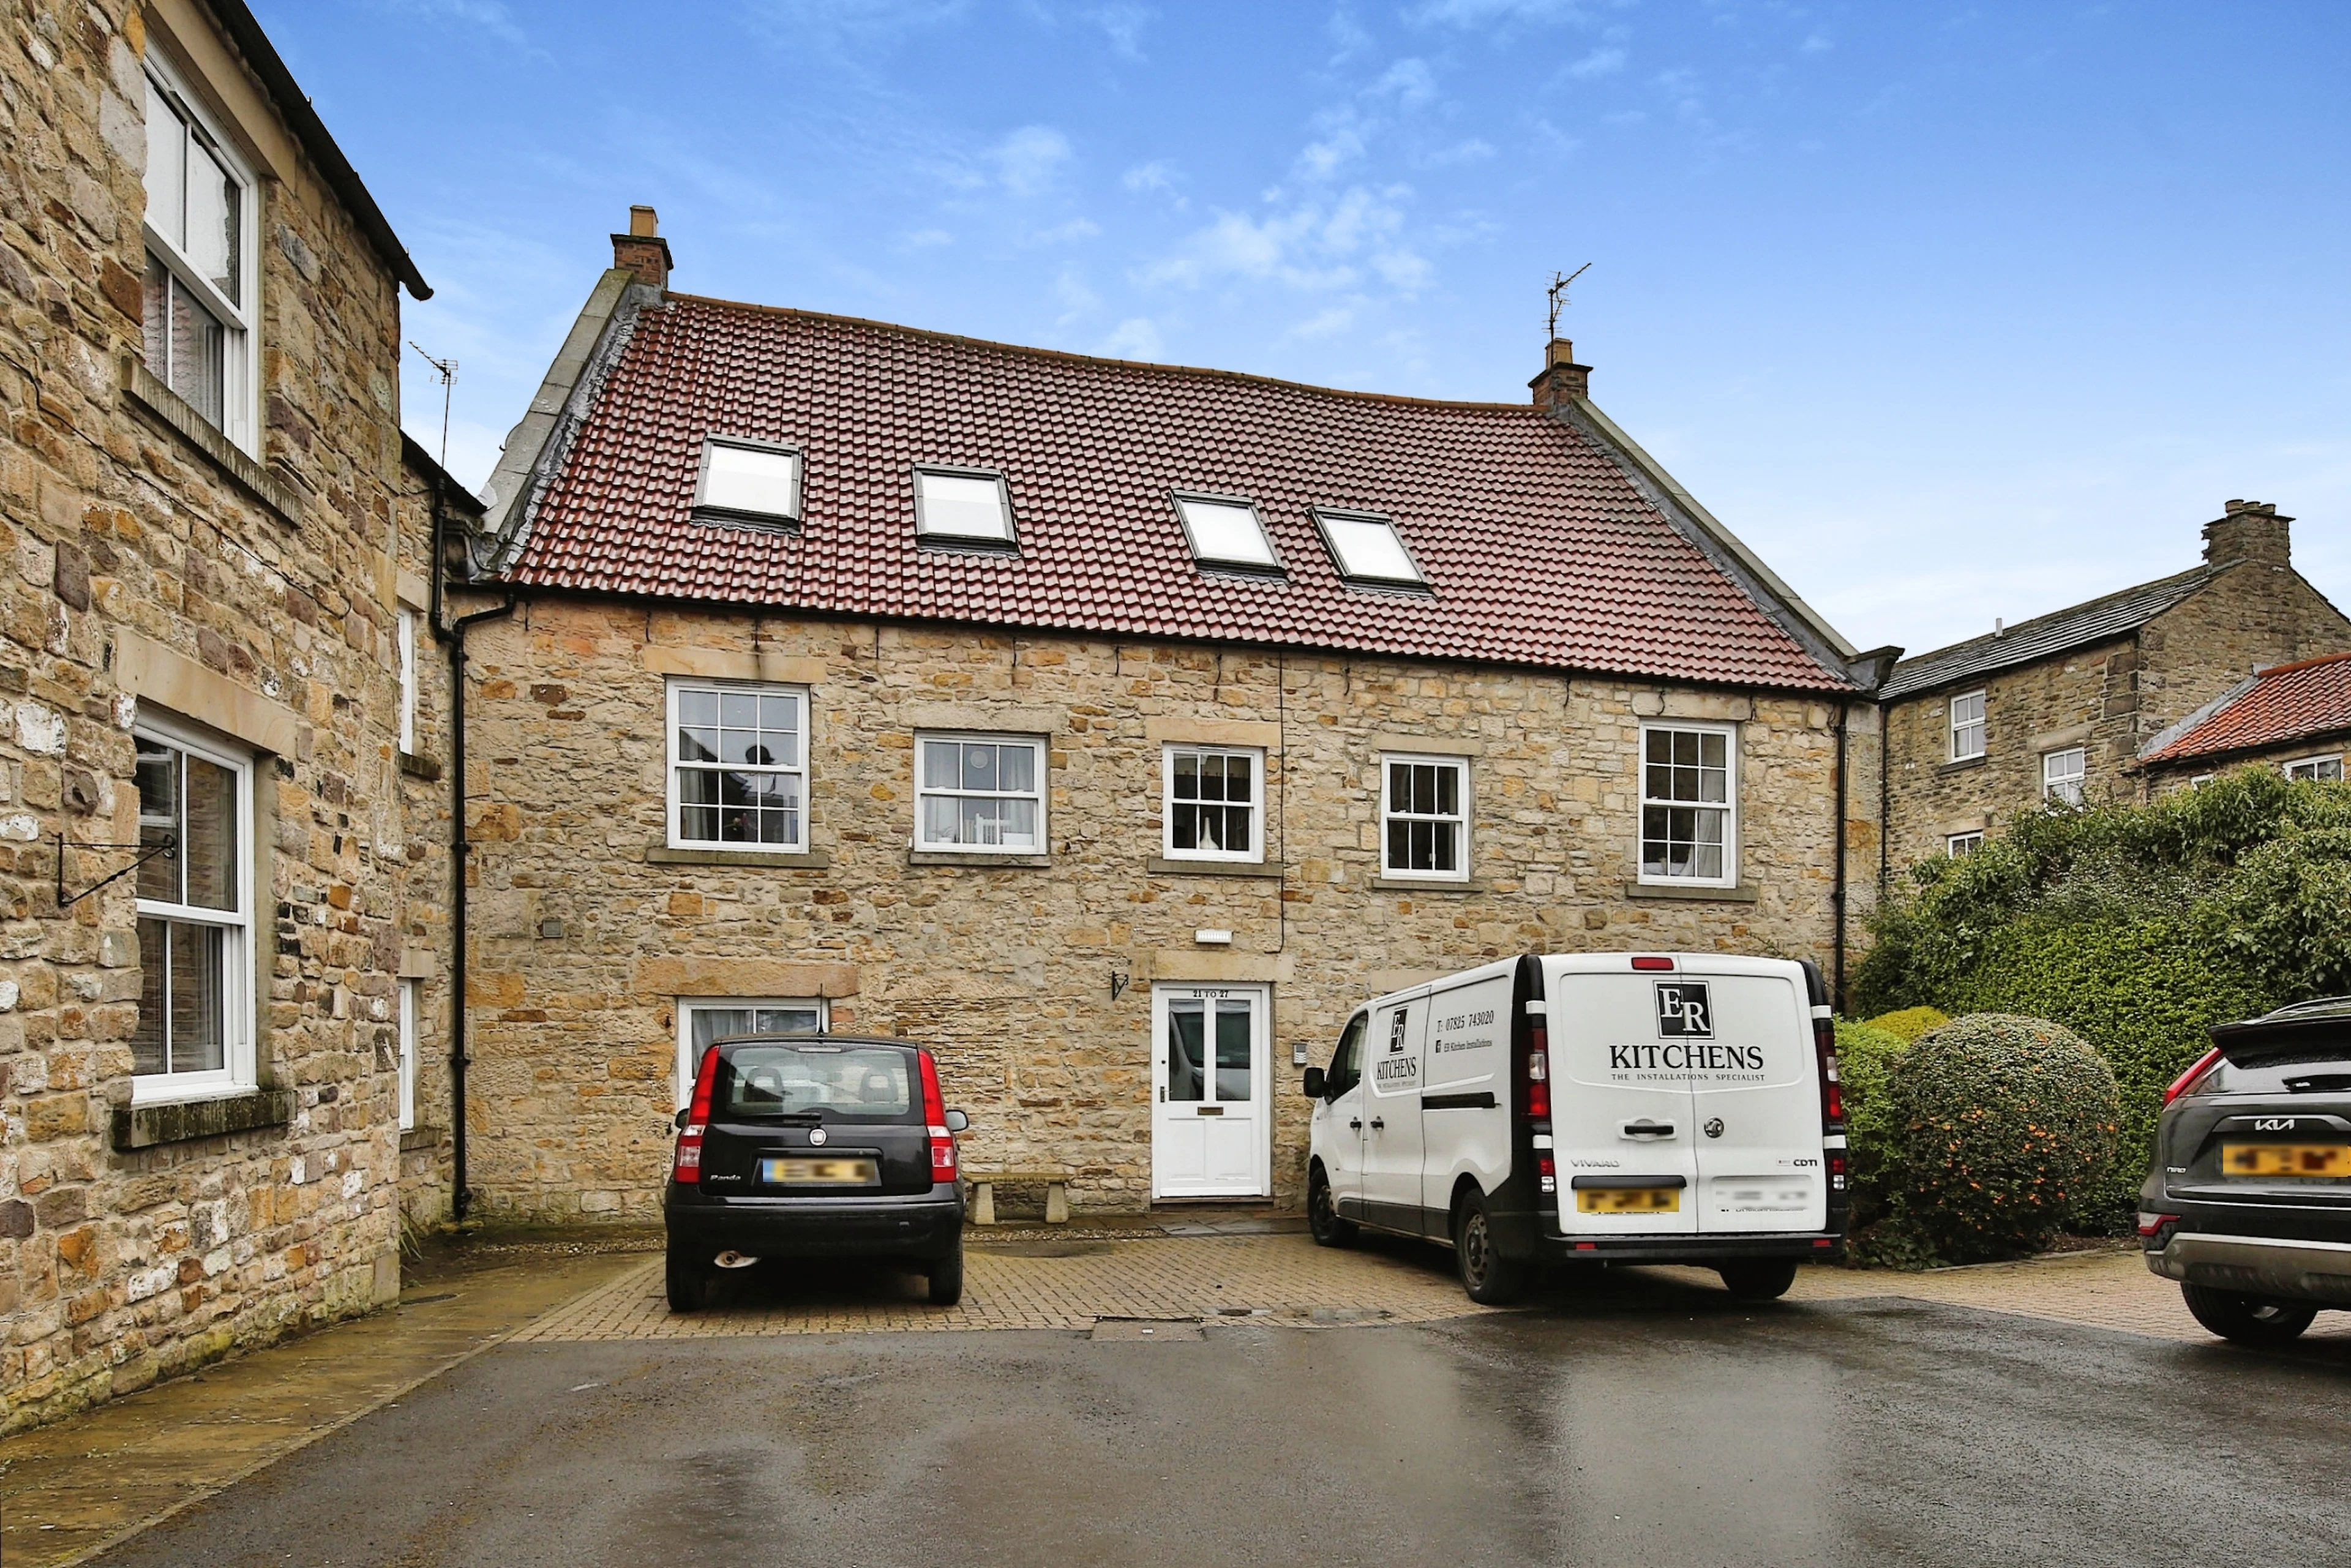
[[1878, 568, 2212, 701], [208, 0, 430, 299]]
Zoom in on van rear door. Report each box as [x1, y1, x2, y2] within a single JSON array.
[[1681, 961, 1828, 1234], [1544, 964, 1698, 1237]]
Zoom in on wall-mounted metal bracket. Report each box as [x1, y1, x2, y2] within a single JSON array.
[[1109, 967, 1131, 1003], [57, 832, 175, 909]]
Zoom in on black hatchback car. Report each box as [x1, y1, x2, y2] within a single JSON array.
[[664, 1034, 969, 1312], [2141, 996, 2351, 1345]]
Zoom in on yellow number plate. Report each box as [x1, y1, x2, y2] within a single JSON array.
[[2221, 1143, 2351, 1179], [760, 1157, 880, 1185], [1577, 1187, 1681, 1214]]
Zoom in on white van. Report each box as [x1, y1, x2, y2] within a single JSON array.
[[1303, 951, 1849, 1304]]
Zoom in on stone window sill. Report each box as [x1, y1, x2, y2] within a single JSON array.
[[1938, 754, 1990, 775], [1623, 880, 1760, 904], [1373, 876, 1483, 893], [113, 1087, 295, 1152], [121, 358, 306, 527], [1147, 857, 1283, 879], [398, 750, 443, 782], [646, 842, 833, 869], [399, 1124, 443, 1154], [909, 850, 1052, 869]]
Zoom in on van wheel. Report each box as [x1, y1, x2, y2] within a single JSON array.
[[1455, 1191, 1524, 1305], [927, 1242, 966, 1307], [1308, 1167, 1357, 1248], [2181, 1283, 2316, 1346], [665, 1249, 715, 1314], [1716, 1259, 1799, 1301]]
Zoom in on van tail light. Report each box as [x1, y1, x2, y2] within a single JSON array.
[[1524, 1026, 1550, 1124], [673, 1043, 719, 1184], [1536, 1151, 1557, 1196], [1828, 1150, 1848, 1194], [1812, 1017, 1845, 1131], [2165, 1048, 2224, 1105], [919, 1049, 958, 1185]]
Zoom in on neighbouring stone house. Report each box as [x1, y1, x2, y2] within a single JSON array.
[[1870, 500, 2350, 876], [2135, 650, 2351, 790], [452, 211, 1888, 1225], [0, 0, 452, 1431]]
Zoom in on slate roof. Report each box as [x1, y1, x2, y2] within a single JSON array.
[[498, 295, 1851, 692], [1876, 566, 2214, 702], [2140, 652, 2351, 765]]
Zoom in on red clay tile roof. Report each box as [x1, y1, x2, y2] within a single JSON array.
[[501, 296, 1849, 691], [2143, 651, 2351, 764]]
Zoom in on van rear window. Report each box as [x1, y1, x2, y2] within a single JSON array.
[[716, 1045, 914, 1119]]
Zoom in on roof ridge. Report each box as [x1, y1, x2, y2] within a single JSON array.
[[2257, 649, 2351, 678], [658, 292, 1543, 415]]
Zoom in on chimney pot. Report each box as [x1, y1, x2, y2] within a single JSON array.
[[611, 204, 673, 291], [629, 204, 659, 237], [1529, 336, 1592, 408], [2203, 498, 2293, 568]]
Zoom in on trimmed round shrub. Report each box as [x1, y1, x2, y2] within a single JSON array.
[[1833, 1020, 1909, 1230], [1864, 1005, 1950, 1043], [1884, 1013, 2120, 1264]]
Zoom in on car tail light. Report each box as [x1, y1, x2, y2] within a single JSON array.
[[919, 1049, 958, 1184], [1813, 1016, 1845, 1131], [2164, 1048, 2224, 1105], [2136, 1212, 2181, 1239], [1524, 1026, 1550, 1124], [672, 1043, 719, 1184], [1631, 955, 1675, 972]]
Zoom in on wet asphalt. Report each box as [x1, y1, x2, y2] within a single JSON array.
[[90, 1269, 2351, 1568]]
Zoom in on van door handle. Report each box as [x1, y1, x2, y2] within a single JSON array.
[[1369, 1117, 1385, 1131], [1620, 1119, 1677, 1139], [1348, 1119, 1362, 1131]]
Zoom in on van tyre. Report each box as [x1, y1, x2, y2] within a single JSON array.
[[2181, 1283, 2316, 1346], [666, 1249, 716, 1314], [1308, 1166, 1357, 1248], [1716, 1259, 1799, 1301], [1455, 1191, 1524, 1305], [927, 1242, 966, 1307]]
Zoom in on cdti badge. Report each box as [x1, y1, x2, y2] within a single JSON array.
[[1654, 981, 1713, 1038]]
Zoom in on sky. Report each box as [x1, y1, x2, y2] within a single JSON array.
[[258, 0, 2351, 660]]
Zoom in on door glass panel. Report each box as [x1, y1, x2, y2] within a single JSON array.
[[1166, 1003, 1205, 1101], [1213, 1001, 1252, 1101]]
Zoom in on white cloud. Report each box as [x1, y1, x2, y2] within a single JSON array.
[[1089, 2, 1153, 59], [378, 0, 527, 43], [1032, 217, 1101, 244], [1406, 0, 1593, 26], [1416, 137, 1496, 167], [1121, 159, 1180, 193], [1283, 305, 1356, 342], [1054, 268, 1100, 324], [1098, 317, 1164, 359], [1368, 58, 1439, 107], [1135, 184, 1427, 299], [1564, 45, 1625, 78], [901, 228, 954, 249], [989, 125, 1073, 197], [744, 0, 968, 50]]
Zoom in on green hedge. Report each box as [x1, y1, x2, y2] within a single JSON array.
[[1833, 1019, 1908, 1230], [1862, 1006, 1949, 1044]]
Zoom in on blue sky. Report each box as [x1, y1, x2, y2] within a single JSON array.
[[261, 1, 2351, 659]]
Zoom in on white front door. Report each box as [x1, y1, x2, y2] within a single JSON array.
[[1152, 984, 1271, 1198]]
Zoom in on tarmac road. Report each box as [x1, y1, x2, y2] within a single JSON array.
[[87, 1280, 2351, 1568]]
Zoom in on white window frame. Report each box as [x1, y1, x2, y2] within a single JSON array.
[[1312, 508, 1428, 590], [2284, 754, 2344, 782], [1636, 721, 1739, 888], [397, 607, 418, 755], [131, 711, 255, 1106], [1172, 491, 1283, 573], [397, 978, 420, 1132], [693, 435, 804, 526], [1161, 744, 1265, 863], [913, 465, 1018, 547], [665, 680, 810, 852], [913, 732, 1048, 853], [2042, 746, 2087, 805], [675, 996, 830, 1109], [140, 48, 260, 453], [1379, 752, 1470, 882], [1949, 690, 1987, 761], [2188, 774, 2216, 790], [1946, 831, 1984, 858]]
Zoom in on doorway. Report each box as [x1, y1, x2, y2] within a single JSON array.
[[1150, 984, 1272, 1199]]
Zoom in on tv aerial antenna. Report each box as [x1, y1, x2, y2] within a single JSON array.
[[1547, 263, 1592, 341], [408, 342, 457, 470]]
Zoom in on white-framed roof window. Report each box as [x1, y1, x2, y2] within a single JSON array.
[[141, 51, 259, 451], [1313, 509, 1427, 590], [914, 467, 1017, 546], [2284, 753, 2344, 782], [695, 437, 803, 525], [1174, 493, 1281, 572], [1949, 690, 1987, 761]]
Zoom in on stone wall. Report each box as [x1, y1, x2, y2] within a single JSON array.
[[459, 599, 1847, 1221], [0, 1, 429, 1430], [2135, 565, 2351, 798]]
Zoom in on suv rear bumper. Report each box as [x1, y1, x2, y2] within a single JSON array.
[[2147, 1231, 2351, 1306], [665, 1184, 962, 1262]]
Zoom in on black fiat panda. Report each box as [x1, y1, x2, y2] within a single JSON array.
[[663, 1034, 969, 1311]]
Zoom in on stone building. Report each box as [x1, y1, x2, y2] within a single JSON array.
[[1869, 501, 2349, 876], [0, 0, 451, 1431], [2135, 650, 2351, 790], [454, 213, 1885, 1224]]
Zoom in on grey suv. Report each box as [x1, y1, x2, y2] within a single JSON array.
[[2141, 997, 2351, 1345]]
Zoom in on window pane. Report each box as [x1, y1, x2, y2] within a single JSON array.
[[961, 744, 999, 792], [677, 768, 719, 841], [1179, 498, 1277, 566], [136, 740, 181, 903], [680, 689, 719, 727], [923, 741, 960, 790], [1172, 803, 1199, 851], [1385, 818, 1411, 869], [144, 79, 184, 245], [691, 1008, 753, 1053], [1167, 1005, 1205, 1101], [142, 252, 171, 383], [1172, 752, 1199, 801], [1223, 754, 1251, 803], [1319, 514, 1421, 583], [1433, 765, 1458, 817], [133, 917, 168, 1075], [182, 754, 238, 912], [997, 744, 1035, 794], [168, 920, 225, 1075], [702, 443, 800, 517], [168, 276, 225, 428], [749, 1006, 823, 1035], [186, 137, 239, 304], [1214, 1003, 1253, 1101], [917, 471, 1011, 539], [921, 795, 960, 844]]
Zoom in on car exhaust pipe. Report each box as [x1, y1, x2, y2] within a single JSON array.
[[713, 1251, 759, 1270]]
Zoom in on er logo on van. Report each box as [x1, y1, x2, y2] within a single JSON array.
[[1388, 1010, 1411, 1054], [1654, 981, 1714, 1038]]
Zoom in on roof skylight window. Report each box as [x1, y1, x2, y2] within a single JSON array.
[[1314, 509, 1427, 589], [694, 437, 801, 525], [914, 467, 1016, 546], [1174, 493, 1280, 572]]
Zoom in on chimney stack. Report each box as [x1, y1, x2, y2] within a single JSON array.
[[611, 204, 672, 291], [1528, 337, 1591, 409], [2202, 498, 2293, 568]]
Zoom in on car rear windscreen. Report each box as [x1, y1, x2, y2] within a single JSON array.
[[716, 1044, 915, 1120]]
